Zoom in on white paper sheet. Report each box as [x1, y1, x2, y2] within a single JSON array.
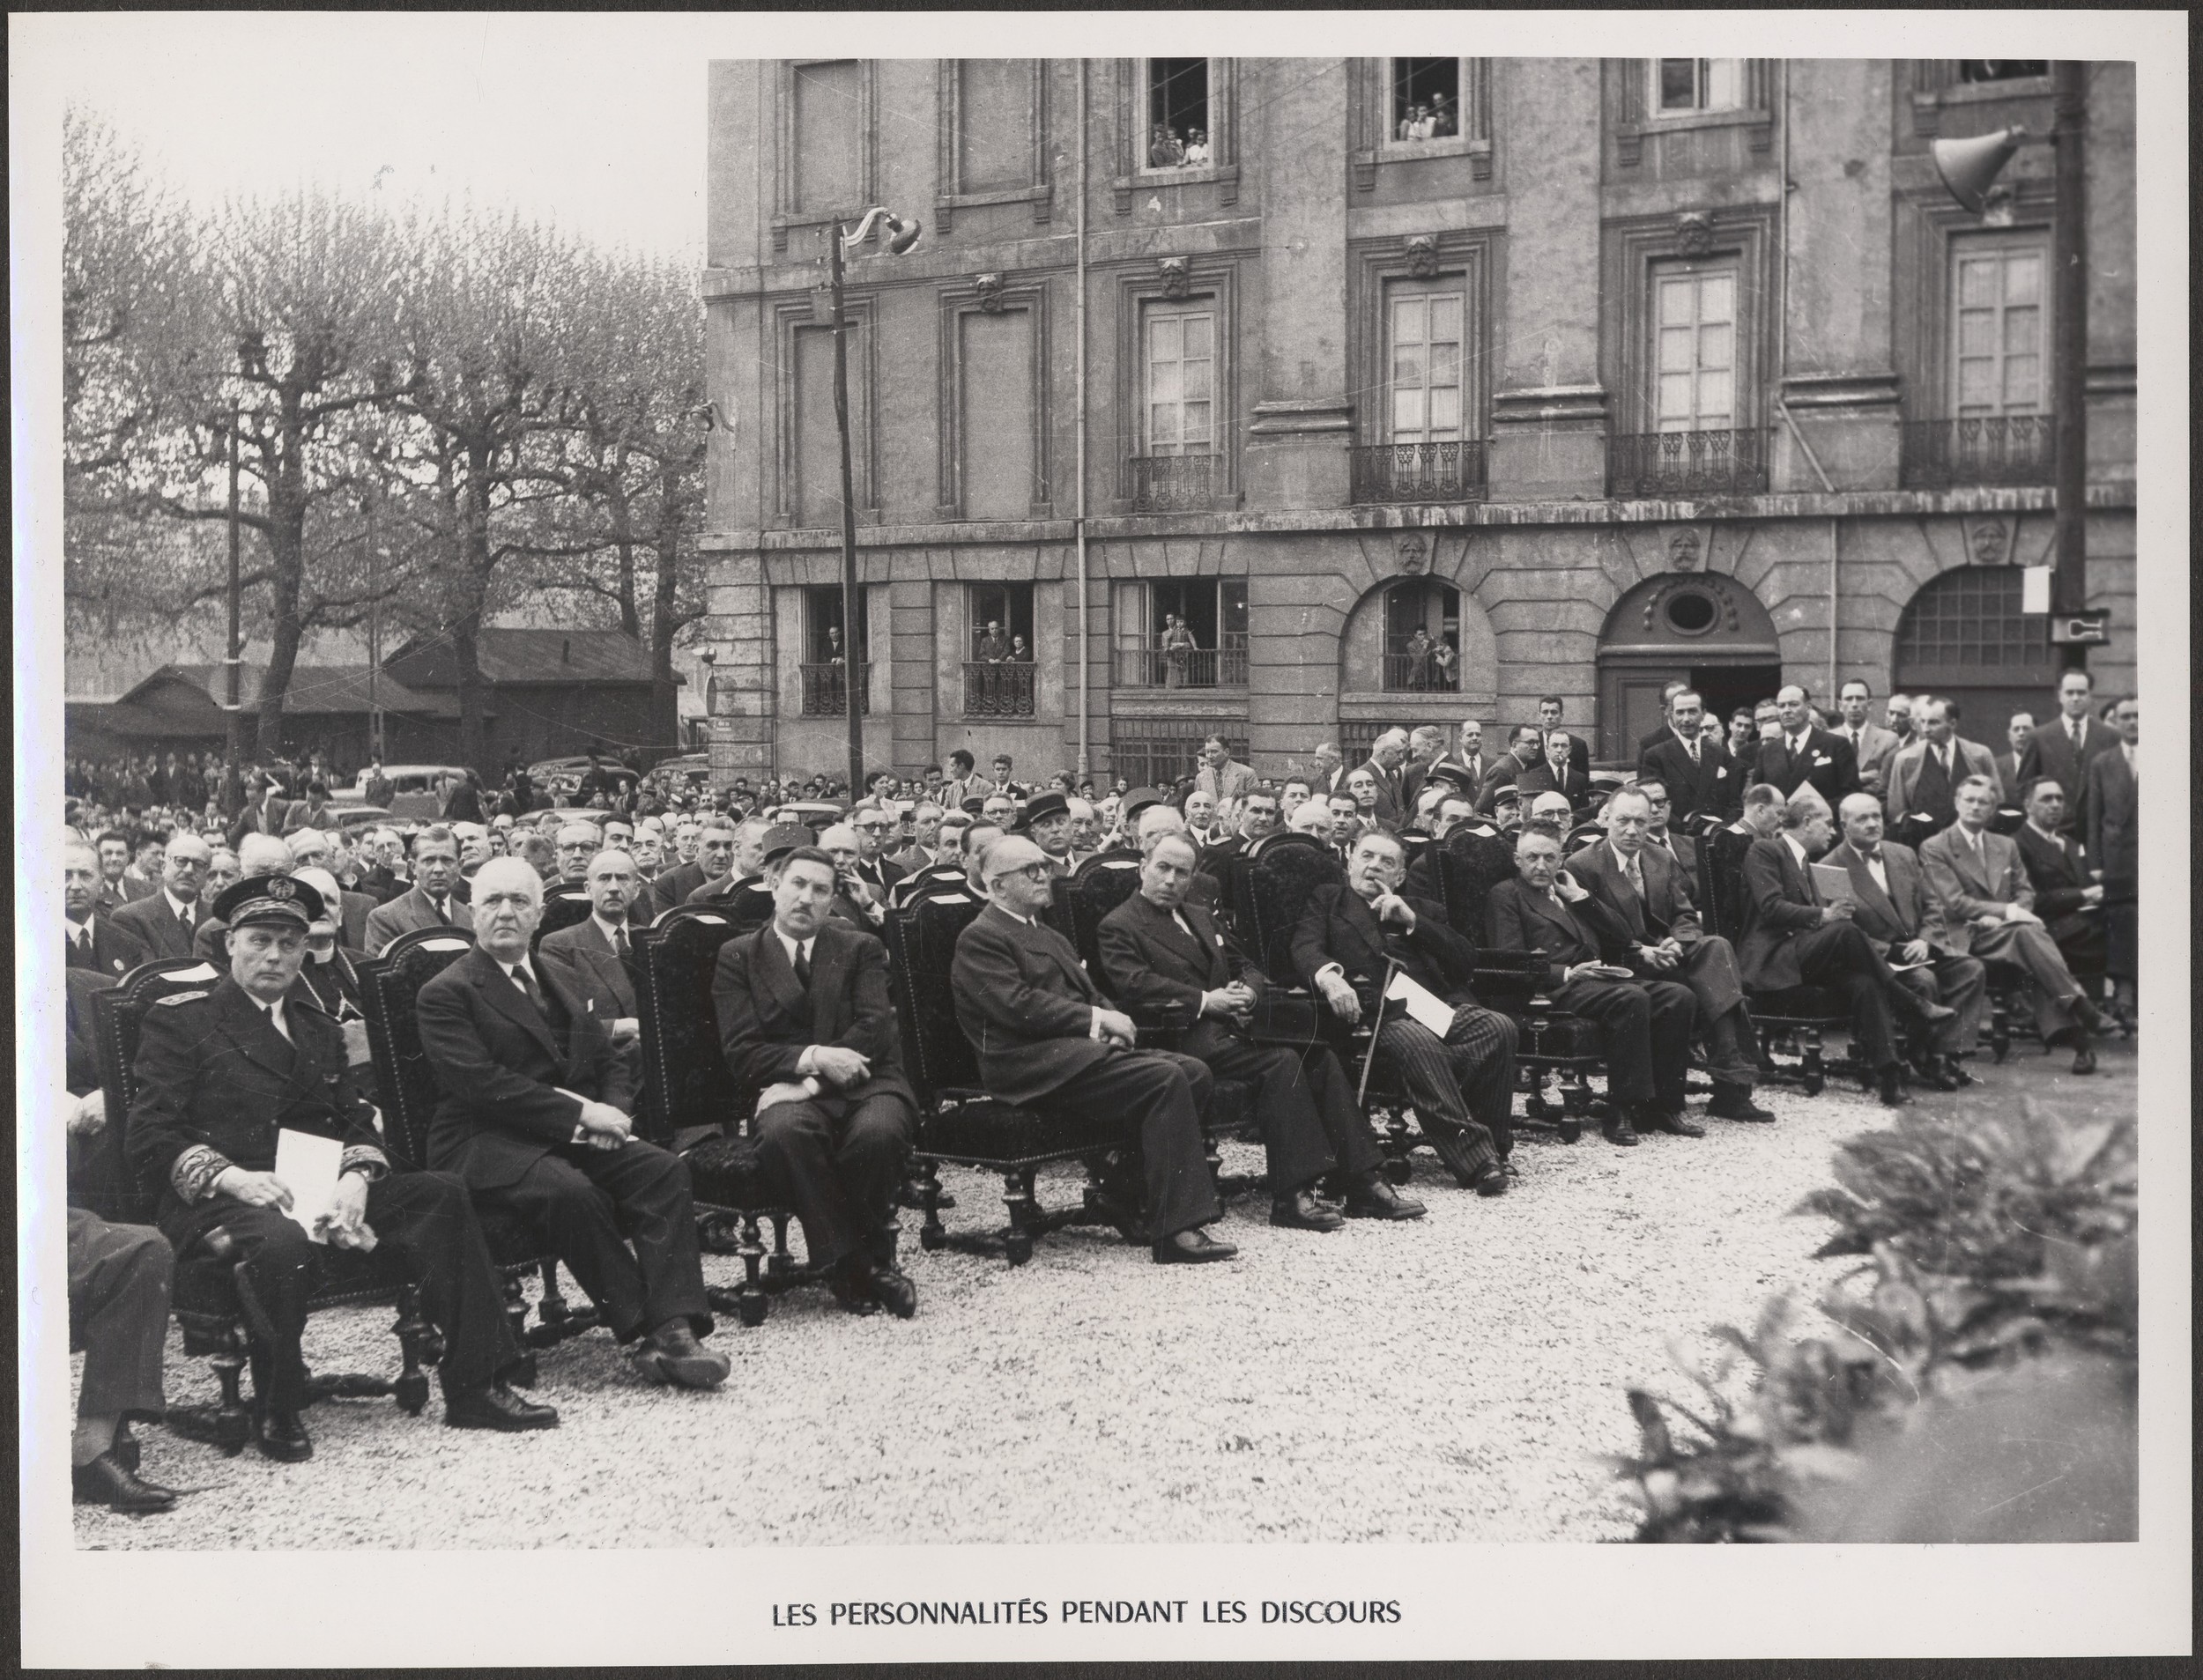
[[1383, 968, 1456, 1036], [273, 1127, 343, 1244]]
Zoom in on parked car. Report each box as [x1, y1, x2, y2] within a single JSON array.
[[343, 765, 470, 820], [325, 804, 394, 836]]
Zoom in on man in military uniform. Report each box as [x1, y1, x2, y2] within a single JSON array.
[[125, 875, 558, 1463]]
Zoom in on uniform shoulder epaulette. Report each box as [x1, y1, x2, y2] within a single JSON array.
[[153, 989, 210, 1006]]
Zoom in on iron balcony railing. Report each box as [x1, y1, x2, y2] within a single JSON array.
[[800, 662, 870, 717], [1350, 440, 1489, 504], [1126, 453, 1227, 512], [963, 661, 1037, 717], [1607, 426, 1769, 498], [1900, 414, 2056, 489], [1381, 650, 1462, 692], [1115, 635, 1250, 690]]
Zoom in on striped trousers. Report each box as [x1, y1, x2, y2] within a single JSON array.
[[1376, 1003, 1519, 1171]]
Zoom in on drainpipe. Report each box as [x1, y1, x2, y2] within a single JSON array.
[[1074, 57, 1091, 780], [1774, 60, 1840, 696]]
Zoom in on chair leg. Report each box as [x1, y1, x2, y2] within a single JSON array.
[[916, 1158, 948, 1252], [537, 1259, 575, 1336], [736, 1210, 769, 1328], [208, 1323, 254, 1456], [1799, 1029, 1826, 1097], [500, 1271, 538, 1388], [390, 1284, 431, 1417], [1002, 1170, 1036, 1267], [766, 1215, 796, 1284]]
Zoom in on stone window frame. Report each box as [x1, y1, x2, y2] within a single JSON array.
[[1110, 254, 1242, 508], [771, 59, 879, 254], [1907, 61, 2055, 137], [1600, 204, 1776, 436], [1109, 58, 1240, 214], [936, 273, 1055, 519], [1613, 56, 1775, 166], [1350, 57, 1494, 192], [769, 292, 880, 529], [1346, 228, 1500, 447], [1891, 173, 2057, 424], [933, 59, 1053, 232]]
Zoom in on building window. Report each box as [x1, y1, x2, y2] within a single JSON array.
[[1382, 579, 1461, 692], [800, 583, 869, 716], [1389, 285, 1465, 442], [1389, 57, 1462, 141], [1653, 58, 1743, 115], [1957, 61, 2050, 83], [1893, 565, 2053, 699], [1951, 238, 2046, 417], [1115, 578, 1247, 688], [965, 579, 1037, 717], [793, 61, 864, 212], [1144, 304, 1215, 455], [1144, 58, 1212, 168], [1111, 717, 1246, 791], [1651, 263, 1737, 433], [955, 59, 1032, 190]]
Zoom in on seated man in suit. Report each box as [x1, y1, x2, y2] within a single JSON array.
[[286, 829, 375, 951], [64, 840, 152, 979], [127, 874, 557, 1462], [686, 817, 773, 911], [1100, 832, 1423, 1229], [845, 801, 909, 897], [1198, 786, 1284, 921], [654, 813, 738, 915], [1638, 690, 1740, 827], [1753, 685, 1862, 809], [1922, 775, 2107, 1074], [714, 843, 918, 1316], [1487, 824, 1702, 1145], [537, 847, 643, 1048], [1628, 777, 1702, 881], [1822, 794, 1987, 1092], [1291, 831, 1517, 1195], [951, 834, 1236, 1264], [2013, 779, 2109, 990], [363, 825, 472, 952], [416, 858, 727, 1388], [1736, 798, 1955, 1106], [1570, 786, 1772, 1121], [107, 830, 213, 961]]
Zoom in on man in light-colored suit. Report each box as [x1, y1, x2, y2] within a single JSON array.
[[537, 848, 642, 1047], [2016, 669, 2120, 833], [2082, 696, 2139, 1022], [1920, 776, 2106, 1073], [363, 825, 474, 953], [1833, 679, 1903, 796], [1823, 794, 1985, 1089], [1883, 696, 2002, 835], [1191, 734, 1258, 807]]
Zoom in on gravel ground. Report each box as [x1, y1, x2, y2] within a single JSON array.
[[72, 1039, 2137, 1550]]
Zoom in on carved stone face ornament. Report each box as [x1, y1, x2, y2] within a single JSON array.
[[1969, 520, 2007, 566], [1156, 255, 1191, 300], [1667, 528, 1702, 572], [973, 272, 1005, 313], [1397, 536, 1428, 575]]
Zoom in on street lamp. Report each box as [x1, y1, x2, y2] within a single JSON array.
[[826, 206, 923, 800]]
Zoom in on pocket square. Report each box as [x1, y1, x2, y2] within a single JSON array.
[[1812, 753, 1831, 766], [1715, 766, 1728, 779]]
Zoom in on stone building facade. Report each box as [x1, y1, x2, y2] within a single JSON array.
[[699, 57, 2136, 785]]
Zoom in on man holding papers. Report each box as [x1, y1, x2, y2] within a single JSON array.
[[1291, 832, 1517, 1196], [1822, 794, 1986, 1091], [1487, 826, 1702, 1147], [126, 875, 555, 1463]]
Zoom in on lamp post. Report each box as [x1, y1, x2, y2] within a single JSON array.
[[826, 206, 922, 801], [222, 403, 246, 812]]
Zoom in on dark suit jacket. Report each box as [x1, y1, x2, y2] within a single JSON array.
[[1096, 891, 1260, 1035], [364, 882, 474, 953], [1752, 728, 1861, 807], [1821, 839, 1958, 957], [359, 864, 408, 905], [107, 893, 208, 962], [1734, 836, 1830, 991], [1638, 731, 1740, 824], [538, 916, 640, 1019], [653, 859, 714, 918], [65, 915, 151, 980], [1514, 761, 1594, 807], [951, 904, 1123, 1106], [1484, 876, 1635, 988], [851, 856, 906, 897], [415, 945, 639, 1191], [2014, 824, 2102, 943], [1568, 838, 1709, 948], [2018, 716, 2118, 828], [1476, 752, 1542, 815], [712, 920, 913, 1112], [1290, 881, 1480, 1006], [1353, 759, 1404, 826], [2083, 746, 2137, 886], [226, 796, 291, 848]]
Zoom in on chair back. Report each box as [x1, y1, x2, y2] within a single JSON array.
[[533, 888, 594, 951], [632, 905, 749, 1145], [1062, 854, 1146, 973], [92, 957, 228, 1211], [881, 886, 989, 1108], [355, 928, 478, 1168], [1244, 834, 1344, 985], [890, 864, 969, 910], [1699, 825, 1757, 944], [1397, 832, 1434, 877], [1435, 827, 1519, 939]]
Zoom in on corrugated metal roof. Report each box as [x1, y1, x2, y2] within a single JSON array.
[[127, 665, 456, 717], [384, 629, 673, 687]]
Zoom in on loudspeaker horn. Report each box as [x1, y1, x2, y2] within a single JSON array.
[[1930, 126, 2027, 213]]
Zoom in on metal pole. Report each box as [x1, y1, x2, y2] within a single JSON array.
[[831, 223, 865, 799], [2051, 60, 2089, 662], [1074, 56, 1090, 782], [366, 497, 382, 763], [223, 404, 246, 807]]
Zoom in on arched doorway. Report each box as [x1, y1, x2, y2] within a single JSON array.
[[1893, 566, 2053, 739], [1596, 571, 1783, 762]]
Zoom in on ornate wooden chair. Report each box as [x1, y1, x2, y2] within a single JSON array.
[[1697, 827, 1857, 1095], [531, 887, 594, 951], [1433, 828, 1606, 1144], [630, 903, 817, 1327], [882, 885, 1144, 1265], [94, 957, 435, 1456], [354, 928, 599, 1379]]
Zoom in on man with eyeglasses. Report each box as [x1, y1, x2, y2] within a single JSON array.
[[1626, 778, 1699, 878], [844, 801, 907, 896], [107, 831, 212, 961], [952, 836, 1236, 1264]]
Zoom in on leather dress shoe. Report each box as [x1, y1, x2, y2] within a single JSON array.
[[445, 1381, 560, 1432], [1876, 1065, 1910, 1107], [2069, 995, 2107, 1036], [630, 1319, 731, 1389], [870, 1265, 918, 1320], [1601, 1116, 1641, 1147], [2069, 1039, 2097, 1076], [111, 1426, 141, 1472], [1270, 1188, 1346, 1232], [1341, 1174, 1426, 1220], [1909, 1056, 1959, 1092], [1911, 998, 1956, 1025], [255, 1408, 313, 1463], [1705, 1084, 1776, 1122], [1943, 1056, 1976, 1088], [1472, 1165, 1509, 1197], [829, 1270, 881, 1315], [1641, 1107, 1705, 1138], [1153, 1227, 1238, 1263], [72, 1450, 177, 1514]]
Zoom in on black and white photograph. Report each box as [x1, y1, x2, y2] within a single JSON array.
[[14, 9, 2187, 1667]]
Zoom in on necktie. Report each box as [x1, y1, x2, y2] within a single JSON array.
[[792, 942, 812, 990], [1687, 736, 1700, 766], [2070, 718, 2082, 746], [179, 905, 194, 932], [433, 896, 450, 925], [1625, 855, 1643, 897], [614, 926, 631, 962], [512, 962, 545, 1014]]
